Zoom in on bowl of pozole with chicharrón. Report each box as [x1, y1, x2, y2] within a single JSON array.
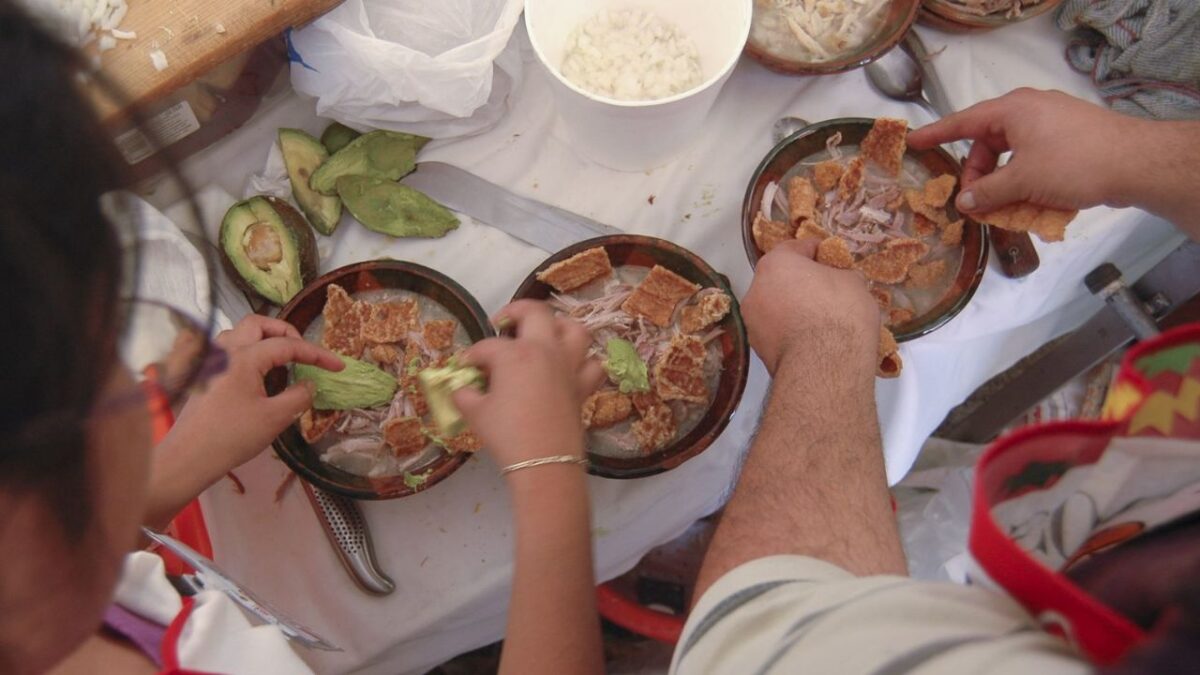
[[512, 235, 749, 480], [742, 117, 988, 376], [266, 260, 493, 500]]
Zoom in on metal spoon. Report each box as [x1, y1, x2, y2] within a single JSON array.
[[865, 38, 1040, 279], [772, 116, 811, 144]]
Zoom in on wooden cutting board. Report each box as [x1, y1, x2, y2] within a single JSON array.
[[89, 0, 342, 121]]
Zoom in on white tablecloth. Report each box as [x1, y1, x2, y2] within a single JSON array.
[[166, 14, 1183, 675]]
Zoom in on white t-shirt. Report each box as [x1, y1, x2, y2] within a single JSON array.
[[671, 556, 1091, 675], [112, 552, 315, 674]]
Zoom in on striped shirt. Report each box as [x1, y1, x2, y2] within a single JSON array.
[[671, 556, 1090, 675]]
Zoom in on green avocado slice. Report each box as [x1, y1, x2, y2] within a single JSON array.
[[279, 128, 343, 235], [337, 175, 460, 238], [320, 122, 361, 154], [309, 130, 431, 195], [294, 354, 398, 410], [218, 196, 316, 306]]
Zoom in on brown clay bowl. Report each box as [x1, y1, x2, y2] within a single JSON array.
[[511, 235, 749, 480], [266, 260, 493, 500], [920, 0, 1064, 32], [742, 117, 989, 342], [744, 0, 921, 75]]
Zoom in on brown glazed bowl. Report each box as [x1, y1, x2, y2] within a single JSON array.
[[744, 0, 920, 75], [511, 235, 749, 480], [266, 260, 493, 500], [742, 117, 989, 342], [920, 0, 1064, 32]]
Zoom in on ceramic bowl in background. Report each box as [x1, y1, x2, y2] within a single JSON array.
[[266, 260, 493, 500], [741, 118, 988, 342], [511, 235, 749, 479], [920, 0, 1064, 32], [744, 0, 920, 75], [524, 0, 752, 171]]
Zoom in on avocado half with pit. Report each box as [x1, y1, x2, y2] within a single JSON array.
[[219, 196, 318, 306]]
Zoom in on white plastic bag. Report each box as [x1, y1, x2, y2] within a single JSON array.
[[287, 0, 525, 138]]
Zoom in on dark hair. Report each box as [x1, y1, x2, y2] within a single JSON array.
[[0, 1, 133, 538]]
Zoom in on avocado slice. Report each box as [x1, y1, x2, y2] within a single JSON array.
[[320, 122, 361, 154], [279, 129, 343, 236], [336, 175, 459, 239], [309, 130, 431, 195], [219, 196, 318, 306]]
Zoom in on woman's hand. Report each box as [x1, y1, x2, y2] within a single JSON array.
[[145, 315, 342, 528], [453, 300, 605, 470]]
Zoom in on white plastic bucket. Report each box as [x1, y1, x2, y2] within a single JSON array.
[[525, 0, 752, 172]]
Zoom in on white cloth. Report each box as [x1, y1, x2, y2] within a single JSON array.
[[112, 552, 314, 674], [670, 556, 1089, 675], [155, 13, 1185, 675]]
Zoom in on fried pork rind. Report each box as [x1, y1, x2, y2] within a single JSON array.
[[887, 307, 915, 327], [912, 213, 938, 238], [861, 118, 908, 176], [299, 409, 342, 444], [878, 327, 902, 378], [904, 189, 950, 226], [977, 203, 1076, 243], [536, 246, 613, 292], [362, 299, 419, 344], [941, 219, 964, 247], [442, 430, 482, 454], [630, 391, 661, 416], [837, 156, 866, 201], [870, 287, 892, 310], [795, 219, 828, 242], [753, 213, 795, 253], [370, 344, 402, 366], [423, 319, 457, 351], [813, 160, 844, 193], [382, 416, 426, 456], [787, 176, 819, 226], [621, 265, 701, 327], [680, 291, 732, 334], [632, 402, 677, 453], [922, 174, 957, 208], [581, 389, 634, 429], [906, 259, 947, 290], [654, 335, 709, 404], [857, 238, 930, 284], [322, 285, 370, 358], [816, 236, 854, 269]]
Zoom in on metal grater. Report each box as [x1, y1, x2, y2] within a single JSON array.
[[301, 481, 396, 595]]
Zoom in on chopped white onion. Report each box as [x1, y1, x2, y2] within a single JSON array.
[[149, 48, 168, 72]]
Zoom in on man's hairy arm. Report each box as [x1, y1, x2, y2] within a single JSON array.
[[693, 245, 906, 604]]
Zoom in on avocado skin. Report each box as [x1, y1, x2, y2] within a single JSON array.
[[279, 128, 343, 236], [336, 175, 459, 239], [319, 122, 361, 155], [309, 130, 431, 195], [219, 196, 319, 306]]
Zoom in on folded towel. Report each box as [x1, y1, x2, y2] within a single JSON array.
[[1057, 0, 1200, 119]]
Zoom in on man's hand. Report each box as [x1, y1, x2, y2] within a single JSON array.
[[743, 239, 878, 378], [907, 88, 1142, 215]]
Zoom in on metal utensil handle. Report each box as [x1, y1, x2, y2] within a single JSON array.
[[301, 482, 396, 595]]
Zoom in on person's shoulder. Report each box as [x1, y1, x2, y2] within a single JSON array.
[[672, 555, 1088, 675]]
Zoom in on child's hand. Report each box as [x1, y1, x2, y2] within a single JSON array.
[[453, 301, 604, 470], [146, 315, 341, 527]]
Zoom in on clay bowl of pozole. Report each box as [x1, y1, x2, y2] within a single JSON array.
[[511, 235, 749, 480], [742, 117, 988, 342], [266, 260, 494, 500]]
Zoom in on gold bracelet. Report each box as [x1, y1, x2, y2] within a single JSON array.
[[500, 455, 588, 476]]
